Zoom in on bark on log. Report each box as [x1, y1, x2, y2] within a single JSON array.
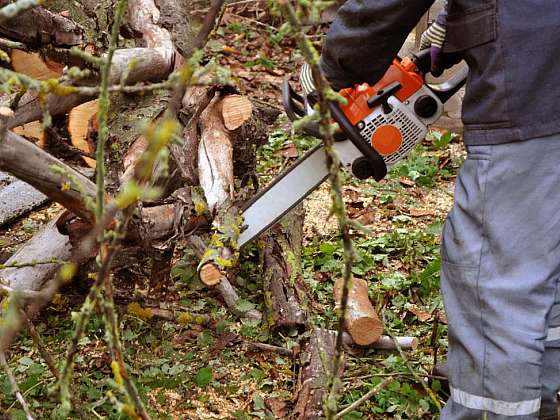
[[0, 171, 49, 227], [334, 277, 383, 346], [294, 328, 342, 419], [263, 206, 307, 329], [0, 131, 96, 222], [0, 1, 83, 48], [0, 216, 71, 291]]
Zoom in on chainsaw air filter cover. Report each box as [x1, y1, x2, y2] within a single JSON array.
[[357, 85, 443, 166]]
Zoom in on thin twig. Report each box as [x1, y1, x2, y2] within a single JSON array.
[[0, 351, 35, 420], [278, 2, 354, 418], [21, 311, 88, 419], [95, 0, 127, 226], [0, 36, 27, 50], [335, 378, 392, 419]]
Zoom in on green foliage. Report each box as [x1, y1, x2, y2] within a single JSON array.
[[194, 367, 213, 387]]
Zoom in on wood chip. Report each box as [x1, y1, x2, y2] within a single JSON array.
[[407, 208, 435, 217], [399, 176, 415, 187]]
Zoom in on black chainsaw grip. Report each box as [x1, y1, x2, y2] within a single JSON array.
[[328, 102, 387, 181], [282, 79, 348, 141]]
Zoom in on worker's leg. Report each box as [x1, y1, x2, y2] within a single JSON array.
[[439, 134, 560, 420], [540, 301, 560, 419]]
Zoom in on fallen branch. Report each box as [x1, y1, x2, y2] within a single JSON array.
[[0, 216, 71, 292], [0, 131, 96, 222], [0, 0, 83, 47]]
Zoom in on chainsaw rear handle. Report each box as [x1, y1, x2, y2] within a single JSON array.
[[412, 48, 468, 103]]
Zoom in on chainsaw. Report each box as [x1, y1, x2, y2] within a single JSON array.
[[238, 49, 468, 246]]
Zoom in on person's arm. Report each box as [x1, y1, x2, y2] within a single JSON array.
[[320, 0, 435, 89]]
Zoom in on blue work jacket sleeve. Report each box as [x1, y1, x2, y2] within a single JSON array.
[[320, 0, 435, 89]]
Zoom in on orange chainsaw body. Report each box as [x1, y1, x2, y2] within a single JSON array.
[[334, 57, 440, 163], [338, 58, 424, 126]]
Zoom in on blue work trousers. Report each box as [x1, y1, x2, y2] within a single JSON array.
[[440, 134, 560, 419]]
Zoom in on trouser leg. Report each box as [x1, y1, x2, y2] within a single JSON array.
[[439, 135, 560, 420], [540, 301, 560, 420]]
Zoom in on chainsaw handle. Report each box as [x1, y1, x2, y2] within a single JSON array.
[[282, 78, 347, 141], [411, 48, 468, 103], [427, 65, 469, 103]]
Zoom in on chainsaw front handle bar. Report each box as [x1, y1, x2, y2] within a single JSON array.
[[281, 80, 347, 141]]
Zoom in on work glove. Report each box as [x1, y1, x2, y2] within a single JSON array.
[[419, 21, 447, 77], [299, 62, 316, 97]]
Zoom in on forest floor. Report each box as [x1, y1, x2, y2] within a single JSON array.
[[0, 7, 465, 420]]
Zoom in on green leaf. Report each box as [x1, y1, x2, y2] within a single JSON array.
[[235, 299, 256, 313], [194, 367, 213, 387]]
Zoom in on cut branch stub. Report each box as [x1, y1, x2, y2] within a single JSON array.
[[68, 100, 98, 168], [199, 263, 222, 286], [334, 277, 383, 346], [221, 94, 253, 131]]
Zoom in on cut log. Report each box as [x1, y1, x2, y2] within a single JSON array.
[[221, 94, 253, 131], [0, 216, 71, 291], [0, 171, 48, 227], [333, 277, 383, 346], [12, 121, 44, 146], [262, 205, 307, 329], [199, 263, 222, 286], [198, 93, 234, 213], [294, 328, 342, 420], [10, 50, 64, 81], [68, 100, 98, 168]]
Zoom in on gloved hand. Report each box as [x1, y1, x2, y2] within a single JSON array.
[[419, 21, 447, 77]]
